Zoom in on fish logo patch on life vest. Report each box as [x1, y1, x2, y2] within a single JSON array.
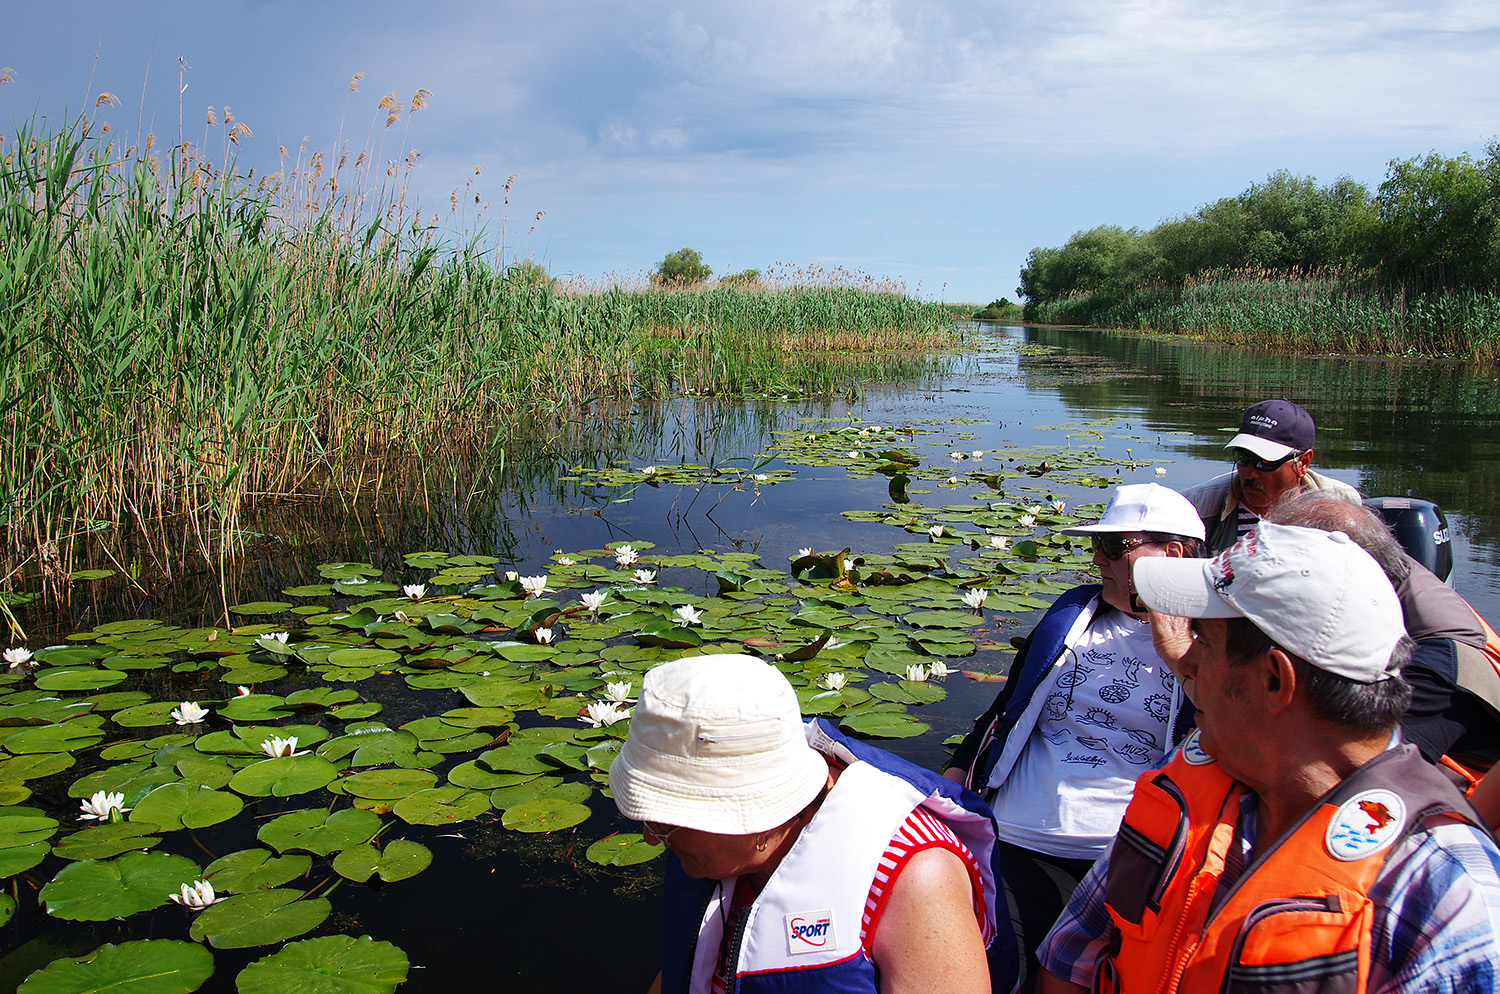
[[785, 911, 835, 954], [1180, 730, 1215, 766], [1326, 789, 1406, 861]]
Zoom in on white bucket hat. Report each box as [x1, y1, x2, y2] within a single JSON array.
[[609, 653, 829, 835], [1059, 483, 1206, 541], [1133, 522, 1405, 683]]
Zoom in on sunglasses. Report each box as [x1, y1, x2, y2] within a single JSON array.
[[643, 822, 682, 844], [1230, 448, 1301, 472], [1091, 535, 1154, 561]]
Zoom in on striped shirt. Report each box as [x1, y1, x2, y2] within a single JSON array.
[[1038, 791, 1500, 992]]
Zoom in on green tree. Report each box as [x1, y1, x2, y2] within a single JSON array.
[[653, 247, 712, 286]]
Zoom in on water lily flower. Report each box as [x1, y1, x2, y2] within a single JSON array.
[[674, 605, 703, 626], [520, 575, 550, 598], [556, 555, 577, 566], [581, 590, 608, 616], [798, 547, 814, 558], [642, 466, 657, 476], [1051, 500, 1067, 514], [259, 632, 289, 644], [753, 473, 769, 483], [1019, 514, 1037, 528], [172, 701, 209, 725], [260, 736, 308, 758], [236, 686, 252, 696], [948, 476, 960, 484], [603, 681, 635, 703], [806, 433, 817, 441], [819, 672, 848, 691], [1026, 504, 1043, 514], [928, 660, 952, 679], [79, 791, 128, 821], [950, 451, 965, 462], [633, 568, 658, 585], [847, 450, 860, 459], [581, 701, 630, 728], [614, 545, 640, 567], [972, 450, 985, 459], [402, 583, 427, 601], [904, 664, 930, 683], [534, 627, 555, 645], [825, 636, 847, 651], [169, 879, 225, 909], [989, 535, 1009, 550], [504, 571, 519, 582], [962, 588, 989, 610], [1155, 467, 1167, 477], [3, 647, 33, 670], [929, 524, 946, 539], [843, 559, 855, 572]]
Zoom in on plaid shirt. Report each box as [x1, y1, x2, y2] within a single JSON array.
[[1038, 789, 1500, 992]]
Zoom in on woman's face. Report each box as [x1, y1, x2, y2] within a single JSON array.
[[643, 823, 771, 880], [1095, 531, 1179, 615]]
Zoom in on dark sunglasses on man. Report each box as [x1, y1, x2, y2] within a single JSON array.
[[1230, 447, 1301, 472], [1091, 535, 1155, 561]]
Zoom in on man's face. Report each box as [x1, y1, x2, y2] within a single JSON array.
[[1172, 617, 1255, 769], [1231, 449, 1313, 516]]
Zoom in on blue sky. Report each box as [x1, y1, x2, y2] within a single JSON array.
[[5, 1, 1499, 303]]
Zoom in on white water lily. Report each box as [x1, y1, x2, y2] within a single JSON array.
[[843, 559, 855, 572], [1051, 500, 1067, 514], [928, 524, 946, 539], [989, 535, 1009, 551], [950, 451, 964, 462], [581, 701, 630, 727], [947, 476, 960, 484], [520, 575, 550, 599], [171, 701, 209, 725], [972, 450, 985, 459], [847, 450, 860, 459], [259, 632, 289, 644], [3, 647, 33, 670], [798, 547, 814, 558], [1026, 504, 1043, 514], [1019, 514, 1037, 528], [79, 791, 128, 821], [633, 568, 658, 585], [581, 590, 608, 616], [962, 588, 989, 610], [642, 465, 657, 476], [753, 473, 769, 483], [806, 433, 817, 441], [825, 635, 847, 651], [614, 545, 640, 567], [819, 672, 848, 691], [260, 736, 308, 758], [236, 686, 252, 696], [504, 570, 519, 582], [904, 664, 930, 683], [534, 627, 555, 645], [169, 879, 224, 909], [928, 660, 952, 679], [402, 583, 427, 601], [603, 681, 634, 703], [1155, 466, 1168, 477], [555, 555, 577, 566], [674, 605, 703, 626]]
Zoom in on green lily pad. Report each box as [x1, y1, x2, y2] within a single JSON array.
[[3, 721, 106, 754], [391, 787, 489, 826], [585, 833, 663, 867], [204, 848, 313, 893], [446, 761, 532, 790], [285, 688, 359, 709], [258, 807, 382, 856], [230, 756, 340, 798], [235, 935, 409, 994], [487, 778, 591, 812], [130, 784, 245, 830], [15, 939, 213, 994], [325, 647, 402, 668], [458, 680, 550, 710], [218, 695, 294, 722], [500, 797, 593, 833], [838, 711, 931, 738], [0, 841, 50, 875], [111, 701, 189, 727], [228, 602, 293, 616], [188, 889, 331, 949], [52, 822, 164, 861], [331, 839, 432, 882], [329, 702, 384, 720], [33, 669, 126, 692], [339, 769, 437, 800], [0, 815, 58, 848], [0, 753, 75, 783], [41, 851, 200, 920]]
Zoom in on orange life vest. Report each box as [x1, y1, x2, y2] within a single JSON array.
[[1439, 601, 1500, 792], [1094, 736, 1475, 994]]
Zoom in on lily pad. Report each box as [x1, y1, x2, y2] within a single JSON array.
[[500, 797, 593, 833], [258, 807, 382, 856], [458, 680, 549, 710], [3, 721, 106, 755], [41, 851, 200, 920], [584, 833, 663, 867], [188, 889, 331, 949], [0, 841, 50, 875], [230, 756, 340, 798], [52, 822, 164, 861], [325, 647, 402, 668], [33, 669, 126, 692], [16, 939, 214, 994], [339, 769, 437, 801], [204, 848, 313, 893], [228, 602, 293, 616], [838, 711, 931, 738], [131, 784, 245, 830], [235, 935, 409, 994], [331, 839, 432, 882], [391, 787, 489, 826]]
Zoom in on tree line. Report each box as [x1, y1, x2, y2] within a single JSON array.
[[1018, 142, 1500, 316]]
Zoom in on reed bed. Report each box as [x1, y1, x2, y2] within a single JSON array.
[[0, 120, 958, 597], [1033, 273, 1500, 360]]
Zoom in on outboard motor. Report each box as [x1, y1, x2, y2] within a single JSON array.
[[1364, 496, 1453, 585]]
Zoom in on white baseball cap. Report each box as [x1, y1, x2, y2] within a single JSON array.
[[609, 654, 829, 835], [1060, 483, 1206, 541], [1133, 522, 1405, 683]]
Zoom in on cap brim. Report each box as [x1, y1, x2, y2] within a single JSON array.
[[1059, 523, 1136, 535], [1132, 557, 1242, 619], [1225, 434, 1296, 461]]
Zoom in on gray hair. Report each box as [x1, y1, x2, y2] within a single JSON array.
[[1267, 490, 1412, 585]]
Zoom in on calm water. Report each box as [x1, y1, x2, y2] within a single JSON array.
[[9, 323, 1499, 992]]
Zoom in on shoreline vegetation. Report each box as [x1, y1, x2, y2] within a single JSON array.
[[0, 115, 958, 606], [1018, 145, 1500, 360]]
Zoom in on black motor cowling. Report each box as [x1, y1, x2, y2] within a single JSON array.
[[1364, 496, 1453, 584]]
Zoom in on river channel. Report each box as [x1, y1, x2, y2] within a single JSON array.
[[6, 322, 1498, 993]]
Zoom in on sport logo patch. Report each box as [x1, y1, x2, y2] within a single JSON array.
[[785, 911, 835, 954], [1326, 789, 1405, 861]]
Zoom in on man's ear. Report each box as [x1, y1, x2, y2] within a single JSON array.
[[1264, 648, 1299, 712]]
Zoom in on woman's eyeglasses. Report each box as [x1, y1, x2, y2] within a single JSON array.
[[1230, 448, 1300, 472], [643, 822, 682, 844], [1091, 535, 1154, 561]]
